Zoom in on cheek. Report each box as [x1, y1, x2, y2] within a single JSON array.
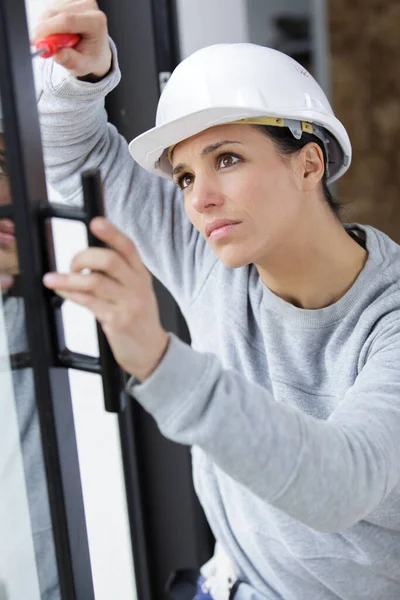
[[250, 168, 299, 219], [225, 161, 283, 207], [232, 174, 277, 220]]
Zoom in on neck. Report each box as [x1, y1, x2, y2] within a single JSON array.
[[256, 208, 368, 310]]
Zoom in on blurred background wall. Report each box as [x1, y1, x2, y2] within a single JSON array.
[[176, 0, 400, 241], [328, 0, 400, 240]]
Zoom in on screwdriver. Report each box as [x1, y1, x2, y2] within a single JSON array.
[[32, 33, 81, 59]]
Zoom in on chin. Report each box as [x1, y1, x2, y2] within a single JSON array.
[[216, 248, 252, 270]]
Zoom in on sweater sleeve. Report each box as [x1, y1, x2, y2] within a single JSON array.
[[37, 40, 216, 310], [126, 329, 400, 534]]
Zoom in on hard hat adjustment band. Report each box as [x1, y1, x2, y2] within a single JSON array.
[[236, 117, 331, 178], [166, 116, 331, 173]]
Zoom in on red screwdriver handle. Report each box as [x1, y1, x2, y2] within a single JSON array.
[[35, 33, 81, 58]]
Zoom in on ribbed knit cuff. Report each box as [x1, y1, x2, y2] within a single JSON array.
[[125, 333, 212, 426], [44, 37, 121, 99]]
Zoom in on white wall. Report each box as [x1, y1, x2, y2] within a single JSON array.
[[25, 0, 48, 31], [246, 0, 331, 95], [246, 0, 311, 48], [175, 0, 330, 96], [176, 0, 250, 58]]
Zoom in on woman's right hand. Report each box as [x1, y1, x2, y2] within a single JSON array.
[[32, 0, 112, 80]]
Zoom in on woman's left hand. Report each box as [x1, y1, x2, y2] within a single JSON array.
[[43, 217, 170, 382]]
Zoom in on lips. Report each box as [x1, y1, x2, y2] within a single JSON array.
[[0, 220, 15, 235], [0, 220, 15, 246], [205, 219, 241, 238]]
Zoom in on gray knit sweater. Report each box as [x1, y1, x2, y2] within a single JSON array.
[[37, 44, 400, 600]]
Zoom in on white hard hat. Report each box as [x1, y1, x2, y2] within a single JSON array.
[[129, 43, 351, 184]]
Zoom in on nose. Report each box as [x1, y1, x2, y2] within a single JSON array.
[[190, 175, 224, 213]]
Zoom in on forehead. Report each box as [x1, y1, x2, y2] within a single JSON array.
[[172, 123, 263, 161]]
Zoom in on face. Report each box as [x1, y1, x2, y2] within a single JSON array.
[[171, 124, 306, 269], [0, 133, 19, 282]]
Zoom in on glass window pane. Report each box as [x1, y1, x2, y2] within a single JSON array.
[[0, 99, 60, 600]]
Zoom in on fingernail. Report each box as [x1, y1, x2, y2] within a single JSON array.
[[94, 218, 107, 230], [43, 273, 57, 285]]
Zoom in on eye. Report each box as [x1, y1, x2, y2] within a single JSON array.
[[0, 161, 7, 178], [217, 153, 241, 169], [176, 172, 194, 190]]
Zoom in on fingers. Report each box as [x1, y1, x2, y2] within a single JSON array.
[[69, 247, 141, 288], [89, 218, 147, 273], [33, 0, 100, 41], [43, 270, 119, 302], [0, 274, 13, 293], [32, 1, 111, 78], [33, 8, 106, 43], [42, 220, 148, 308], [53, 289, 112, 325], [35, 1, 91, 27], [51, 48, 86, 75]]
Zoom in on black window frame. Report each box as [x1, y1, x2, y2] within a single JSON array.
[[0, 0, 214, 597], [0, 1, 95, 597]]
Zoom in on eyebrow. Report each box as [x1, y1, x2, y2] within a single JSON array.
[[172, 140, 243, 177]]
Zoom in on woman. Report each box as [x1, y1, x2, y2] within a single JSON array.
[[36, 2, 400, 599]]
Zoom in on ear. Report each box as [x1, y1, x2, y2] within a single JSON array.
[[300, 142, 325, 191]]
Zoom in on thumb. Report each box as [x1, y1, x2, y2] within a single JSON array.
[[52, 47, 80, 71]]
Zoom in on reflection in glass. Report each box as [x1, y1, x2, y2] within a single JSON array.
[[0, 125, 18, 296], [0, 102, 60, 599]]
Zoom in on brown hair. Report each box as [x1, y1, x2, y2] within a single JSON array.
[[257, 125, 340, 219]]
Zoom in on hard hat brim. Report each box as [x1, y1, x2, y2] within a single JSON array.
[[129, 106, 351, 184]]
